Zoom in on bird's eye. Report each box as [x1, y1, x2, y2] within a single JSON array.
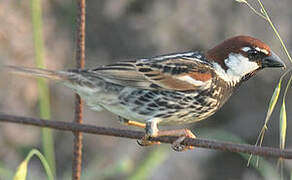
[[247, 49, 259, 55]]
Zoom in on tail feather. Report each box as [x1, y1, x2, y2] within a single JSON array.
[[1, 65, 65, 81]]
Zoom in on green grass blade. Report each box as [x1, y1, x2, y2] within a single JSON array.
[[265, 79, 282, 125], [13, 149, 54, 180], [278, 100, 286, 180], [253, 77, 282, 149], [29, 149, 54, 180], [31, 0, 56, 176], [279, 102, 286, 150], [248, 69, 290, 166], [280, 75, 292, 150], [277, 75, 292, 178], [13, 161, 28, 180]]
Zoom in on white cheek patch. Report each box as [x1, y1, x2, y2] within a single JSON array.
[[225, 53, 259, 77], [212, 53, 259, 84]]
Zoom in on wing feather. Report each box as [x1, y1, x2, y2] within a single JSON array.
[[87, 52, 214, 91]]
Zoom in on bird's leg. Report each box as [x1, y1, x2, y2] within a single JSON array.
[[118, 116, 146, 128], [137, 119, 161, 146], [119, 116, 160, 146]]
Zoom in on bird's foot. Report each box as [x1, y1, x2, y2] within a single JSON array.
[[157, 128, 196, 152], [137, 128, 196, 151]]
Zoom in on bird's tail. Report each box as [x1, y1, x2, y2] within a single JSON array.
[[0, 65, 66, 81]]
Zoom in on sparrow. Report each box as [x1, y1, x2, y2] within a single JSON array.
[[3, 35, 285, 151]]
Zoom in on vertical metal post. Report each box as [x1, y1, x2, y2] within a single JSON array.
[[72, 0, 86, 179]]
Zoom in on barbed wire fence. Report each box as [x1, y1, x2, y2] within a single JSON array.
[[0, 1, 292, 180]]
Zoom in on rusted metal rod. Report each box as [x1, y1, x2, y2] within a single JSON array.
[[0, 114, 291, 159], [73, 0, 86, 179]]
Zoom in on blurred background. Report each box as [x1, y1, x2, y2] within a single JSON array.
[[0, 0, 292, 179]]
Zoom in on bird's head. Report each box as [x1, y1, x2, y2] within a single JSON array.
[[206, 35, 285, 85]]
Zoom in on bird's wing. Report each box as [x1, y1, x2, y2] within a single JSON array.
[[86, 52, 214, 91]]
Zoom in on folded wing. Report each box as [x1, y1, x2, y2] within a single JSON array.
[[85, 52, 214, 91]]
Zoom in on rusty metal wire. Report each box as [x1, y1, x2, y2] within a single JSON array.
[[73, 0, 86, 179], [0, 114, 292, 159]]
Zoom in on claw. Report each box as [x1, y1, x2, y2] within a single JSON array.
[[171, 136, 194, 152], [137, 136, 160, 147]]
